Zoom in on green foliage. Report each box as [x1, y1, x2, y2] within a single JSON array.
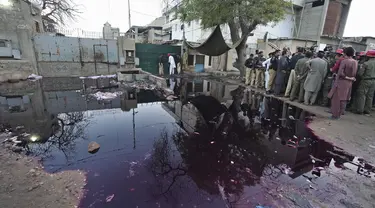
[[178, 0, 291, 29]]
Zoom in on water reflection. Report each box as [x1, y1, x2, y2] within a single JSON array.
[[29, 112, 90, 161], [1, 78, 374, 207]]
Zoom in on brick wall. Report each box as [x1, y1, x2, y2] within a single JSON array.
[[323, 1, 343, 36]]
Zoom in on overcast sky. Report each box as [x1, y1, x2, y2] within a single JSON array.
[[70, 0, 372, 37], [69, 0, 162, 32]]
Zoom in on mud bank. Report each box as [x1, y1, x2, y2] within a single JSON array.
[[0, 133, 86, 208]]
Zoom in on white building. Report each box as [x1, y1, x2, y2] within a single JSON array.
[[161, 0, 352, 72], [161, 0, 305, 50], [161, 0, 352, 52], [103, 22, 120, 40]]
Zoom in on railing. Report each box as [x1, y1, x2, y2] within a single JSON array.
[[38, 28, 135, 40]]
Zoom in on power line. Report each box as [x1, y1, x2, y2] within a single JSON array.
[[131, 10, 159, 18]]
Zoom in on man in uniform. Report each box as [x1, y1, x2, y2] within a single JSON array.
[[274, 50, 290, 96], [352, 50, 375, 114], [245, 54, 254, 85], [266, 50, 281, 94], [253, 51, 266, 88]]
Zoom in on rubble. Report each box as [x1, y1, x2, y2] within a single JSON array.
[[79, 74, 117, 79], [91, 91, 123, 100], [121, 79, 157, 90], [27, 74, 43, 81]]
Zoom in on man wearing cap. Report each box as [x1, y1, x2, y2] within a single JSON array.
[[352, 50, 375, 114], [274, 50, 290, 96], [245, 54, 254, 85], [320, 50, 344, 106], [253, 51, 266, 88], [331, 49, 345, 74], [266, 50, 281, 94]]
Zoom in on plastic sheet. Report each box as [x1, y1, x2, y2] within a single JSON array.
[[184, 26, 245, 56]]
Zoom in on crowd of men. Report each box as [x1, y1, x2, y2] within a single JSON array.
[[244, 47, 375, 119]]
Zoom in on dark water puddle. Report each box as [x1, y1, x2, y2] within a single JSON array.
[[1, 78, 374, 208]]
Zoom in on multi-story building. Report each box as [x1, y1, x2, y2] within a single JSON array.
[[161, 0, 353, 53], [103, 22, 120, 40], [0, 0, 43, 60]]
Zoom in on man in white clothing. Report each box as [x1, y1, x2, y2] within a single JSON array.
[[262, 53, 273, 90], [168, 54, 176, 75]]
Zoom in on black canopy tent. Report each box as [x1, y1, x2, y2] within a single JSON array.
[[184, 25, 246, 56]]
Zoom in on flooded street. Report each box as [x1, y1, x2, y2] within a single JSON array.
[[1, 78, 375, 208]]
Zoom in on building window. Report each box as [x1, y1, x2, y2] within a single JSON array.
[[206, 81, 210, 92], [0, 40, 6, 47], [312, 0, 325, 7], [188, 55, 194, 66], [125, 50, 135, 63], [188, 21, 191, 27], [35, 21, 40, 33], [208, 56, 212, 66], [196, 55, 204, 64], [194, 81, 204, 92]]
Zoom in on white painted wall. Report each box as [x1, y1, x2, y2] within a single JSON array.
[[164, 13, 295, 46]]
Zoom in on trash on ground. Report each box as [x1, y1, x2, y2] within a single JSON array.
[[166, 95, 178, 101], [105, 194, 115, 202], [79, 74, 117, 79], [91, 91, 123, 100], [28, 74, 43, 81]]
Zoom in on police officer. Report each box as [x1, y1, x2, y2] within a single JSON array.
[[353, 50, 375, 114], [245, 54, 254, 85]]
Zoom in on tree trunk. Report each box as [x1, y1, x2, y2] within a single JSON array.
[[228, 18, 260, 78], [235, 41, 247, 77], [228, 20, 248, 78]]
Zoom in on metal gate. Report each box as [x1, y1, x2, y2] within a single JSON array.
[[135, 43, 181, 75]]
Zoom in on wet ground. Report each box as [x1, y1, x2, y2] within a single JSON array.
[[1, 77, 375, 208]]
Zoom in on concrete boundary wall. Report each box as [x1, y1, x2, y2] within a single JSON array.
[[33, 34, 121, 77], [38, 62, 118, 77]]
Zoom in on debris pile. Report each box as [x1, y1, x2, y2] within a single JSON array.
[[91, 91, 123, 100], [28, 74, 43, 81], [1, 126, 33, 153], [121, 79, 157, 90], [79, 74, 117, 80]]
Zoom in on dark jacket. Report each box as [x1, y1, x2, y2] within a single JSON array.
[[270, 56, 279, 70], [289, 53, 304, 69], [253, 56, 266, 69], [278, 56, 289, 71], [244, 57, 254, 68]]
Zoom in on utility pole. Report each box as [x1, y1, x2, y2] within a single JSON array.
[[181, 23, 186, 74], [128, 0, 131, 29]]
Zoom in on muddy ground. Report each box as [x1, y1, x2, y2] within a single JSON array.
[[0, 133, 86, 208]]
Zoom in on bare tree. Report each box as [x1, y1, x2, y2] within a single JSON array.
[[23, 0, 82, 30]]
